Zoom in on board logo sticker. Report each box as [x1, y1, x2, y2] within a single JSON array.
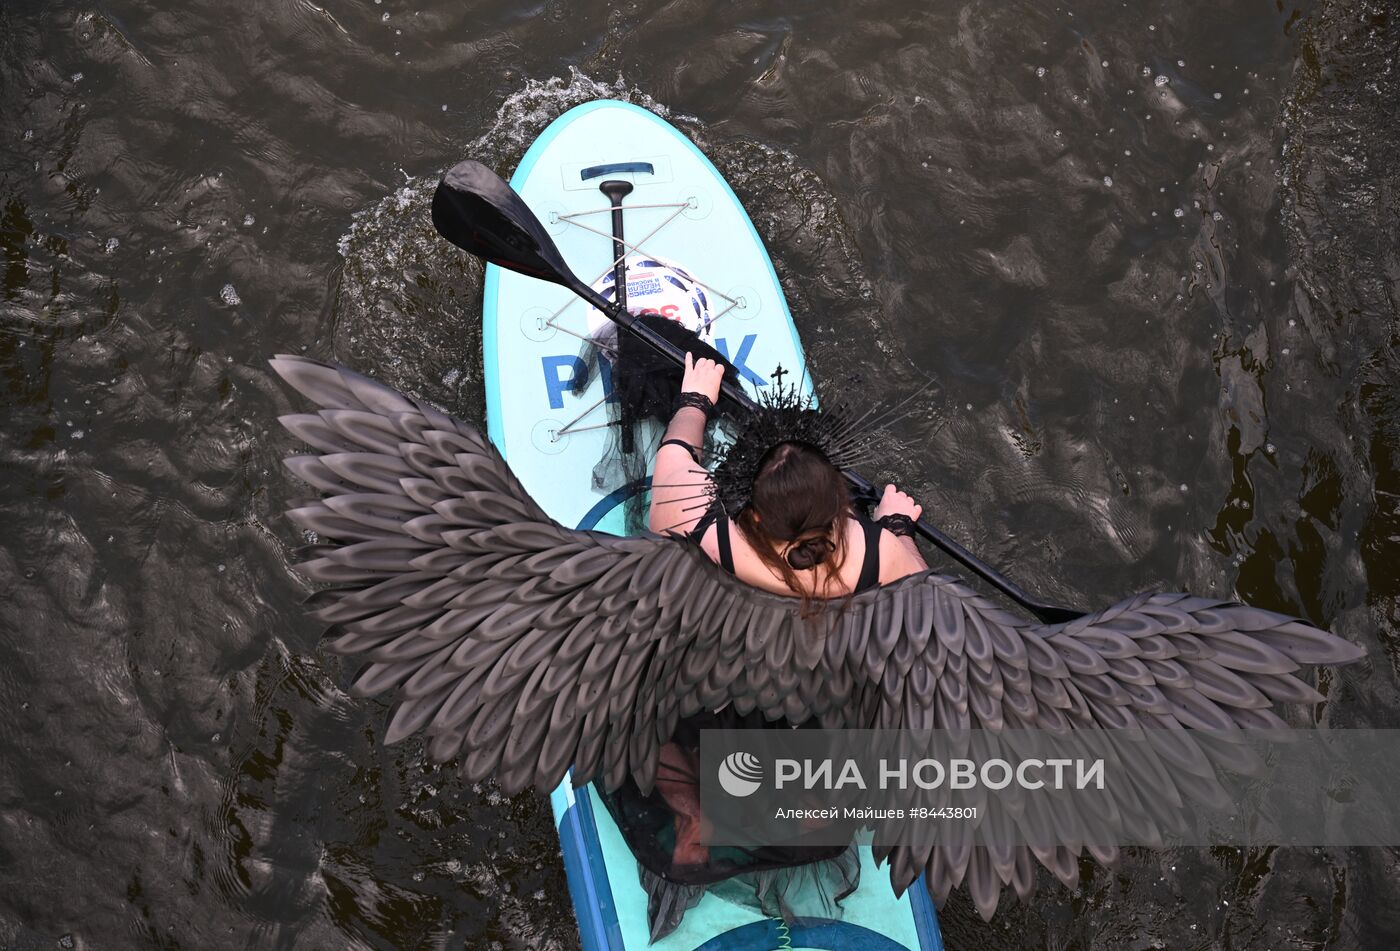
[[585, 254, 713, 340]]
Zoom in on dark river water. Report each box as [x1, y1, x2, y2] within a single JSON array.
[[3, 0, 1399, 948]]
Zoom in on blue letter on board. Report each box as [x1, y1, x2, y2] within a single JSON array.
[[714, 334, 767, 387], [542, 355, 586, 409]]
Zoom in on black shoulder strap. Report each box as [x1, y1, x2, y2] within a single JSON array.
[[715, 512, 736, 574], [687, 507, 717, 543], [855, 516, 881, 592]]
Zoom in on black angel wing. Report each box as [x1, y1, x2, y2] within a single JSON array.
[[271, 354, 852, 798], [271, 355, 1364, 918], [844, 576, 1364, 916]]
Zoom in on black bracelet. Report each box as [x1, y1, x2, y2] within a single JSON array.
[[672, 391, 717, 420], [877, 513, 916, 538]]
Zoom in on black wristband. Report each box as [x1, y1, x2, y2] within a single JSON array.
[[672, 391, 717, 420], [877, 513, 916, 538]]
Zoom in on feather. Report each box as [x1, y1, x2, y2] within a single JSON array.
[[933, 585, 966, 655]]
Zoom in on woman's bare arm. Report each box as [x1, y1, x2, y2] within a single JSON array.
[[874, 484, 929, 583], [647, 353, 726, 537], [880, 531, 929, 581], [648, 422, 712, 535]]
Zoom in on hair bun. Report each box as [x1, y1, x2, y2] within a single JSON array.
[[785, 536, 835, 570]]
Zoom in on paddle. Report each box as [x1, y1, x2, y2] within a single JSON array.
[[431, 160, 1082, 624]]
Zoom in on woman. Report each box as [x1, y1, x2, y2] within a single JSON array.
[[651, 353, 929, 596], [616, 352, 930, 929]]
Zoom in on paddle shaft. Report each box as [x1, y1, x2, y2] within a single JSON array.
[[587, 183, 1081, 624]]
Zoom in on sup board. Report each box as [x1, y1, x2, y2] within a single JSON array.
[[482, 99, 945, 951]]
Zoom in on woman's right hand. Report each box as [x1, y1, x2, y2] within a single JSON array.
[[680, 351, 725, 405], [872, 483, 922, 522]]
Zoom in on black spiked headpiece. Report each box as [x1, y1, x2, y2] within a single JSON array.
[[707, 383, 884, 517]]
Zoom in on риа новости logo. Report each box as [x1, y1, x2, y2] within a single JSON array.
[[717, 751, 763, 798]]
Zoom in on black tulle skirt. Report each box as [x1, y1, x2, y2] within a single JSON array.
[[596, 707, 860, 940]]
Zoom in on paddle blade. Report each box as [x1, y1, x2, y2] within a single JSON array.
[[430, 160, 572, 284]]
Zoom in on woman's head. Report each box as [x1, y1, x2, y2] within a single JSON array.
[[736, 441, 850, 609]]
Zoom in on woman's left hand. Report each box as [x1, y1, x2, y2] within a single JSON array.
[[680, 351, 725, 405], [872, 483, 922, 522]]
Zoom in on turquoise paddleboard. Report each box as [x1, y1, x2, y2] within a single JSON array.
[[482, 99, 945, 951]]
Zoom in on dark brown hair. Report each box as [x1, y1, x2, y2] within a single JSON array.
[[734, 441, 850, 616]]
